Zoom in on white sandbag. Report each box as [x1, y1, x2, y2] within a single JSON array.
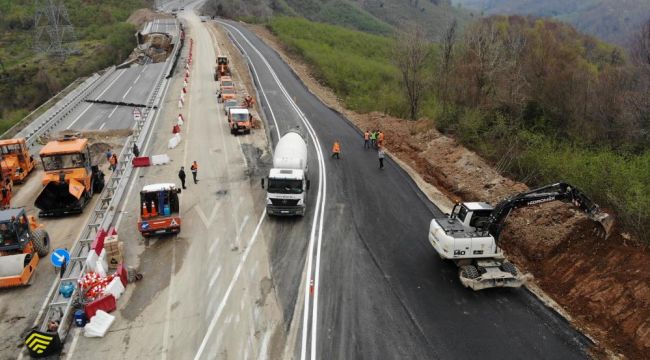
[[151, 154, 170, 165], [168, 134, 181, 149], [105, 277, 125, 300], [96, 249, 108, 275], [83, 310, 115, 338], [85, 250, 98, 272]]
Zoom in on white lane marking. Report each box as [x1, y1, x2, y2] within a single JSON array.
[[219, 22, 328, 360], [99, 122, 106, 130], [209, 237, 220, 255], [122, 85, 133, 100], [134, 74, 142, 84], [194, 209, 266, 359], [208, 266, 222, 289], [63, 328, 81, 360], [66, 103, 93, 129], [108, 105, 119, 118], [94, 69, 126, 101]]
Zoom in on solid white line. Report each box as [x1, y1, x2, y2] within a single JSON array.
[[208, 266, 222, 289], [193, 209, 267, 360], [108, 105, 119, 118], [66, 103, 93, 129], [122, 85, 133, 100], [209, 237, 220, 255], [63, 329, 81, 360], [94, 69, 126, 101], [219, 22, 329, 360]]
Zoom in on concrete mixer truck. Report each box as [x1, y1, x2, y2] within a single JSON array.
[[262, 130, 310, 216]]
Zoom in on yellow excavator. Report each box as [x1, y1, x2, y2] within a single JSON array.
[[34, 135, 105, 216]]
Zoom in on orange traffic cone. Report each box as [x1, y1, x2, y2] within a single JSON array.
[[142, 202, 149, 218], [150, 201, 158, 217]]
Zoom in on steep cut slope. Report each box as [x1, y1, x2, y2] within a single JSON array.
[[453, 0, 650, 45]]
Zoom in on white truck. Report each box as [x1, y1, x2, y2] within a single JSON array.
[[262, 130, 310, 216]]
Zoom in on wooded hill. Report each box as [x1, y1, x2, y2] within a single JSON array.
[[0, 0, 151, 133], [268, 15, 650, 243]]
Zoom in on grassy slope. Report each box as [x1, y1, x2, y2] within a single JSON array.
[[269, 16, 650, 242], [452, 0, 650, 45], [0, 0, 150, 132]]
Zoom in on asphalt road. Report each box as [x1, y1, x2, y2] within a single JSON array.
[[218, 21, 592, 360]]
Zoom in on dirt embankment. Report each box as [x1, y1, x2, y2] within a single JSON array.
[[248, 24, 650, 359]]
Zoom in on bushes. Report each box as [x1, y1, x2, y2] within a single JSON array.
[[269, 17, 403, 115]]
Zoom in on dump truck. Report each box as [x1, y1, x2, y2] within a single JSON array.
[[219, 88, 237, 103], [228, 107, 253, 135], [428, 182, 613, 290], [0, 208, 49, 288], [214, 56, 230, 81], [34, 136, 105, 217], [0, 138, 36, 182], [138, 183, 181, 237], [262, 130, 310, 216]]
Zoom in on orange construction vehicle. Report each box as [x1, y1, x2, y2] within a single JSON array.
[[34, 135, 105, 216], [0, 138, 36, 182], [214, 56, 230, 81], [138, 183, 181, 237], [228, 107, 253, 135], [0, 208, 49, 288]]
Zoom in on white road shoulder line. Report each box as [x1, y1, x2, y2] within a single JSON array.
[[193, 209, 267, 360]]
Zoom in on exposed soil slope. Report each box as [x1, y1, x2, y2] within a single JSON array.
[[247, 24, 650, 359]]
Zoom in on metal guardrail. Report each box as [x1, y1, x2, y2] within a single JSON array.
[[37, 20, 183, 342]]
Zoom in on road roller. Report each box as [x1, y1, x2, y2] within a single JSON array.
[[0, 208, 50, 288]]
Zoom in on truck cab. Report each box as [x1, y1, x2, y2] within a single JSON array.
[[265, 169, 308, 216], [138, 183, 181, 237], [228, 107, 252, 135]]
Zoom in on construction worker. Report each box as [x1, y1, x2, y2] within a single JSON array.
[[378, 146, 385, 169], [244, 95, 255, 108], [370, 130, 377, 148], [105, 149, 113, 162], [331, 141, 341, 159], [378, 130, 385, 147], [109, 153, 118, 171], [178, 166, 187, 189], [190, 161, 198, 183], [132, 143, 140, 157], [1, 184, 9, 209], [364, 130, 370, 149]]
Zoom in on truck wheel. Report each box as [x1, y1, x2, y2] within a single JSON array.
[[501, 262, 518, 276], [31, 229, 50, 257], [460, 265, 479, 279]]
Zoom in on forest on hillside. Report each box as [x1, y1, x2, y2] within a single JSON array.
[[269, 15, 650, 242], [0, 0, 151, 132]]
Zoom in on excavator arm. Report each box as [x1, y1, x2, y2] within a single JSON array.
[[487, 182, 613, 241]]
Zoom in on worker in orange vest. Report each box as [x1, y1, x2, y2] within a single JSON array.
[[377, 130, 385, 147], [109, 153, 118, 171], [190, 161, 198, 183], [244, 95, 256, 108], [364, 130, 370, 149], [331, 141, 341, 159]]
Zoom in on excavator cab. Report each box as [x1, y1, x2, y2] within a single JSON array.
[[0, 138, 35, 182], [34, 136, 105, 216]]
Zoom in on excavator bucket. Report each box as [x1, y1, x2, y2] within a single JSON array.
[[588, 211, 615, 239], [35, 182, 86, 217]]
